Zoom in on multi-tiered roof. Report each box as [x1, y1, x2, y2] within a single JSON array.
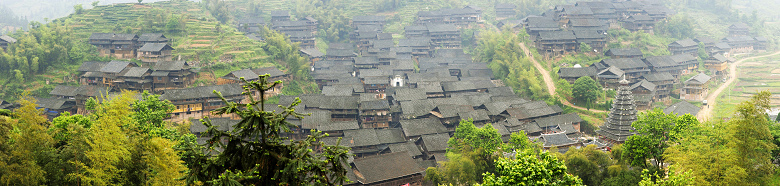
[[597, 78, 638, 143]]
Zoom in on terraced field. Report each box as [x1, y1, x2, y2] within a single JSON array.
[[60, 1, 272, 73]]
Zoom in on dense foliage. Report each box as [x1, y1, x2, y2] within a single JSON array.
[[476, 29, 546, 99]]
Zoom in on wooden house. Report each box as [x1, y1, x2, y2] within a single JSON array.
[[50, 85, 112, 115], [398, 38, 432, 58], [669, 54, 698, 75], [721, 36, 756, 54], [352, 16, 386, 30], [629, 79, 656, 110], [728, 23, 750, 37], [137, 33, 168, 46], [597, 66, 625, 88], [0, 35, 17, 51], [272, 21, 313, 33], [116, 67, 153, 92], [524, 17, 560, 40], [596, 58, 648, 83], [668, 39, 698, 56], [36, 98, 77, 120], [137, 43, 174, 66], [404, 25, 429, 38], [359, 100, 392, 129], [605, 48, 642, 59], [536, 30, 578, 56], [285, 31, 316, 48], [623, 14, 654, 33], [754, 36, 768, 51], [538, 132, 580, 151], [704, 54, 729, 77], [557, 66, 598, 84], [495, 3, 517, 18], [346, 152, 425, 186], [558, 7, 594, 24], [270, 10, 291, 23], [663, 101, 700, 117], [218, 67, 290, 97], [573, 30, 606, 52], [566, 18, 607, 34], [160, 84, 244, 122], [152, 61, 195, 93], [299, 47, 324, 62], [643, 55, 682, 79], [89, 33, 139, 59], [237, 18, 266, 34], [282, 95, 360, 121], [325, 48, 357, 61], [427, 24, 461, 49], [641, 72, 674, 100], [681, 73, 711, 101]]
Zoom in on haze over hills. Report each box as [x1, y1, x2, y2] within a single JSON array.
[[0, 0, 169, 22]]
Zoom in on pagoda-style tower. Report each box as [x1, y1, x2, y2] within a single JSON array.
[[597, 78, 638, 143]]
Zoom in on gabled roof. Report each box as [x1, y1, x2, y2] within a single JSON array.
[[427, 24, 459, 33], [630, 79, 656, 92], [78, 61, 108, 72], [642, 72, 674, 82], [300, 47, 324, 57], [376, 128, 406, 144], [526, 17, 559, 29], [710, 54, 728, 62], [730, 23, 749, 29], [534, 113, 583, 129], [120, 67, 150, 77], [400, 99, 436, 118], [100, 60, 135, 73], [495, 3, 517, 9], [189, 118, 239, 134], [435, 104, 473, 118], [441, 81, 478, 92], [317, 121, 360, 132], [540, 132, 579, 148], [684, 73, 711, 85], [0, 35, 17, 43], [153, 60, 188, 71], [605, 48, 642, 56], [420, 133, 450, 152], [271, 10, 290, 17], [562, 7, 594, 15], [35, 98, 73, 110], [669, 54, 697, 63], [398, 38, 431, 47], [50, 85, 80, 97], [558, 66, 598, 78], [458, 109, 490, 121], [326, 48, 356, 57], [663, 101, 700, 117], [399, 117, 447, 137], [393, 88, 428, 102], [160, 84, 243, 101], [600, 58, 647, 69], [302, 110, 331, 129], [138, 43, 173, 52], [360, 100, 390, 110], [693, 37, 716, 45], [538, 31, 576, 41], [573, 30, 605, 39], [352, 152, 425, 184], [598, 66, 624, 77], [322, 86, 354, 96], [669, 38, 698, 48], [388, 141, 423, 157], [568, 18, 604, 27], [343, 129, 381, 147], [627, 14, 653, 21], [643, 55, 676, 68], [138, 33, 167, 42]]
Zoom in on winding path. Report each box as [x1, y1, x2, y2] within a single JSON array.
[[696, 50, 780, 121], [518, 42, 607, 113]]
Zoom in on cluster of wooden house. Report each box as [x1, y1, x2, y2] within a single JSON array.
[[185, 10, 610, 185], [88, 33, 173, 66], [0, 35, 16, 51], [495, 0, 674, 57], [236, 10, 318, 49]]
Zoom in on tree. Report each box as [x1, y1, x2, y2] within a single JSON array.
[[623, 109, 698, 168], [482, 150, 583, 186], [0, 93, 54, 185], [563, 145, 614, 186], [556, 79, 573, 100], [181, 75, 351, 185], [697, 42, 709, 60], [573, 76, 601, 105], [92, 1, 99, 7], [74, 4, 84, 14], [166, 15, 181, 33], [137, 0, 143, 4], [638, 165, 694, 186], [580, 42, 593, 53], [727, 90, 776, 183], [131, 91, 175, 137]]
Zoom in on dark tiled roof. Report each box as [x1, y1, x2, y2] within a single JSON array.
[[601, 58, 647, 69], [138, 33, 167, 42], [78, 61, 108, 72], [534, 113, 583, 128], [458, 109, 490, 121], [139, 43, 173, 52], [400, 99, 436, 117], [302, 110, 331, 129], [441, 81, 477, 92], [398, 38, 431, 47], [160, 84, 243, 101], [388, 141, 423, 157], [538, 31, 576, 40], [153, 60, 188, 71], [120, 67, 150, 77], [0, 35, 17, 43], [50, 85, 80, 97], [360, 100, 390, 110], [271, 10, 290, 17], [569, 18, 604, 27], [526, 17, 559, 29], [189, 118, 239, 134], [669, 54, 697, 63], [630, 79, 656, 92], [353, 15, 385, 22], [300, 47, 324, 57], [664, 101, 700, 116], [352, 152, 425, 184], [421, 133, 450, 152], [573, 30, 605, 39], [730, 23, 749, 29], [558, 66, 598, 78], [541, 132, 579, 148], [605, 48, 642, 56], [376, 128, 406, 144], [393, 88, 428, 102], [642, 72, 674, 82], [694, 37, 716, 45], [400, 117, 447, 137], [343, 129, 381, 147], [36, 98, 72, 110], [100, 60, 133, 73], [685, 73, 711, 85], [326, 48, 356, 57], [317, 121, 360, 132], [427, 24, 459, 33], [322, 86, 354, 96], [488, 86, 515, 97], [435, 104, 473, 118], [669, 38, 697, 48]]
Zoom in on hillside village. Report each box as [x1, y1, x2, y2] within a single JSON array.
[[1, 0, 779, 185]]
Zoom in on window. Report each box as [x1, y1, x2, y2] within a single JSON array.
[[157, 77, 162, 80]]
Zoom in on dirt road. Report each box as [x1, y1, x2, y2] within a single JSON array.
[[696, 51, 780, 121], [518, 43, 607, 113]]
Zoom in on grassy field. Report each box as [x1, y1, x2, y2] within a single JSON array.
[[713, 56, 780, 119]]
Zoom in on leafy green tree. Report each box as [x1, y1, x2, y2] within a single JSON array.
[[556, 79, 573, 100], [623, 109, 698, 169], [181, 75, 351, 185], [572, 76, 601, 105], [580, 42, 593, 53], [697, 42, 709, 60], [727, 90, 776, 184], [92, 1, 99, 7], [638, 165, 694, 186], [166, 15, 181, 33], [131, 91, 175, 137], [0, 94, 54, 185], [482, 150, 583, 186], [74, 4, 84, 14], [563, 145, 614, 186]]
